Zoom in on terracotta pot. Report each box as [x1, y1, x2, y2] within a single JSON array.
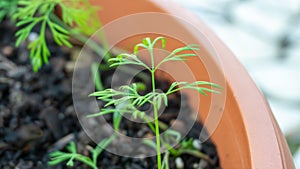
[[86, 0, 295, 168]]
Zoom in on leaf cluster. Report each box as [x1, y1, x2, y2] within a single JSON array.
[[49, 135, 115, 169], [110, 37, 200, 71], [13, 0, 100, 72], [88, 83, 168, 117], [91, 36, 221, 118]]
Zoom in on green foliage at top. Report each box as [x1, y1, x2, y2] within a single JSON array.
[[0, 0, 18, 22], [13, 0, 100, 72]]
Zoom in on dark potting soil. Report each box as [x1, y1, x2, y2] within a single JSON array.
[[0, 20, 219, 169]]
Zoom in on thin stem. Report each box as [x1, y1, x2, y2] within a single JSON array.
[[150, 45, 156, 92], [162, 151, 170, 169], [154, 52, 174, 71], [73, 154, 97, 169], [149, 45, 162, 169], [166, 88, 182, 95], [177, 149, 214, 165], [91, 63, 104, 91], [119, 66, 150, 84], [92, 18, 111, 60], [69, 30, 110, 62], [151, 70, 156, 92], [149, 47, 155, 69], [153, 102, 162, 169], [143, 114, 168, 131], [93, 134, 116, 167]]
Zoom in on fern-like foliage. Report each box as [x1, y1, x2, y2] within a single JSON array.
[[14, 0, 100, 72], [49, 135, 115, 169], [0, 0, 18, 23], [90, 37, 221, 169], [49, 37, 221, 169]]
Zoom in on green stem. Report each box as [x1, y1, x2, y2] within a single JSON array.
[[93, 134, 116, 167], [153, 102, 162, 169], [120, 66, 150, 84], [69, 29, 110, 62], [91, 63, 104, 91], [151, 71, 156, 92], [150, 65, 161, 169], [143, 114, 168, 131], [177, 149, 214, 165], [149, 45, 161, 169], [93, 20, 112, 60], [150, 45, 156, 92], [73, 154, 97, 169], [149, 48, 155, 70], [162, 151, 170, 169]]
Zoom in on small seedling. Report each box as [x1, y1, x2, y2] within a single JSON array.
[[145, 130, 215, 168], [49, 37, 221, 168], [48, 135, 116, 169], [88, 37, 221, 169]]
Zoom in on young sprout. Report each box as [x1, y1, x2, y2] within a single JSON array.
[[49, 37, 220, 169], [89, 37, 221, 169], [145, 130, 215, 169], [48, 135, 115, 169]]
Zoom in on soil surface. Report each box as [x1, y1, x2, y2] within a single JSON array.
[[0, 20, 219, 169]]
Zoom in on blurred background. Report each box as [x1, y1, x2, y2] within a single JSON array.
[[172, 0, 300, 167]]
